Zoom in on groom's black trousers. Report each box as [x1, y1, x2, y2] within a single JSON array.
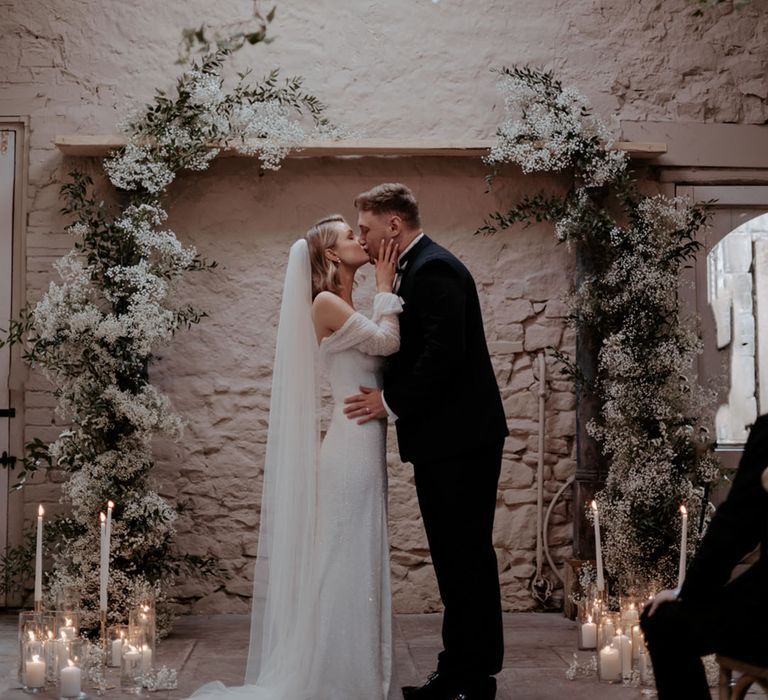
[[412, 437, 505, 681]]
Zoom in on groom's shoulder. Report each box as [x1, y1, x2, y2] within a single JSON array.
[[414, 238, 470, 279]]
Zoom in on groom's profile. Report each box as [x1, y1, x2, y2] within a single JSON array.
[[345, 183, 508, 700]]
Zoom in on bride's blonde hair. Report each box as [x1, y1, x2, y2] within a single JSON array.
[[305, 214, 346, 299]]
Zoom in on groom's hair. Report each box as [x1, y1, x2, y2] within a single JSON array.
[[353, 183, 421, 229]]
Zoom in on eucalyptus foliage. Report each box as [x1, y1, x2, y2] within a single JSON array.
[[481, 66, 720, 589]]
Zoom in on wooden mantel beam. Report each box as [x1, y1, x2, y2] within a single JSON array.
[[53, 135, 667, 159]]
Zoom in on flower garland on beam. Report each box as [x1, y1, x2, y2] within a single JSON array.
[[480, 66, 721, 590], [2, 32, 342, 635]]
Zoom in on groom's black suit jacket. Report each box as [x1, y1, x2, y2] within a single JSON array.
[[382, 235, 508, 463]]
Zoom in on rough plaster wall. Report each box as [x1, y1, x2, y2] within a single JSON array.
[[1, 0, 766, 614]]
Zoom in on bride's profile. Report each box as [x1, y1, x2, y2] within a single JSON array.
[[185, 215, 402, 700]]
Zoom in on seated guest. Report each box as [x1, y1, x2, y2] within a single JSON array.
[[641, 414, 768, 700]]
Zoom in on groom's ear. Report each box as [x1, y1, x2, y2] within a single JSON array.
[[389, 215, 403, 236]]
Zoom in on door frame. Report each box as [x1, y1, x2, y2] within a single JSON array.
[[676, 184, 768, 469], [0, 117, 29, 608]]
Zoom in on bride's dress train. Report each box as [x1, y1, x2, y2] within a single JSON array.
[[185, 291, 403, 700]]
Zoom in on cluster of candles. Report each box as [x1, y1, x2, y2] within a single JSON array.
[[21, 500, 160, 694], [20, 613, 82, 696], [581, 501, 690, 684], [580, 598, 652, 683]]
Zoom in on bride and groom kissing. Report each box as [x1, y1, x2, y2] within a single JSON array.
[[187, 183, 509, 700]]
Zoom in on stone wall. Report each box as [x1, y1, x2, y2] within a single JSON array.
[[2, 0, 766, 615]]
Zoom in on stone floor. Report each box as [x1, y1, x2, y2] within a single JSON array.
[[0, 611, 750, 699]]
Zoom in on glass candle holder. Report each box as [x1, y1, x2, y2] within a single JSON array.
[[107, 624, 129, 668], [56, 638, 86, 699], [576, 599, 598, 650], [128, 598, 155, 676], [597, 611, 619, 651], [22, 636, 47, 691], [53, 611, 80, 641], [18, 611, 45, 688], [637, 645, 654, 686], [120, 637, 144, 693]]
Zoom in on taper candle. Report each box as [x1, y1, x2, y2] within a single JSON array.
[[677, 505, 688, 589], [99, 512, 108, 611], [34, 505, 44, 604], [591, 500, 605, 592]]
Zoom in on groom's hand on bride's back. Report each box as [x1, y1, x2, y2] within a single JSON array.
[[344, 386, 387, 424]]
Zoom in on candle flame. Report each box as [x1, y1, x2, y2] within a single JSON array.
[[587, 615, 592, 623], [47, 631, 53, 640], [65, 617, 72, 626], [108, 500, 114, 509], [100, 512, 106, 523], [32, 654, 40, 663], [680, 504, 688, 516], [590, 500, 598, 511], [38, 504, 44, 517], [141, 604, 149, 612], [617, 628, 622, 635], [67, 659, 74, 667], [27, 631, 35, 641]]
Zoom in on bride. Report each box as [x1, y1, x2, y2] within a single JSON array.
[[186, 215, 402, 700]]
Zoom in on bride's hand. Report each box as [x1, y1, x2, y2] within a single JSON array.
[[375, 239, 398, 293]]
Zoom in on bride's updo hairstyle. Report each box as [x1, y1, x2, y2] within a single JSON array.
[[305, 214, 346, 300]]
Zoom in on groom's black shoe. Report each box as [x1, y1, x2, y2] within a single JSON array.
[[403, 673, 496, 700], [450, 676, 497, 700], [402, 672, 452, 699]]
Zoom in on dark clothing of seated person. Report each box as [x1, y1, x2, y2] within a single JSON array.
[[640, 414, 768, 700]]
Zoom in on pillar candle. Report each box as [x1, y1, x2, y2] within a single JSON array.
[[678, 505, 688, 589], [60, 618, 76, 641], [111, 636, 123, 668], [25, 654, 45, 688], [581, 616, 597, 649], [60, 660, 81, 697], [591, 500, 605, 592], [141, 643, 153, 672], [631, 624, 643, 660], [599, 644, 621, 682], [34, 505, 44, 604]]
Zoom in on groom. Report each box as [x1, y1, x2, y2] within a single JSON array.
[[345, 183, 508, 700]]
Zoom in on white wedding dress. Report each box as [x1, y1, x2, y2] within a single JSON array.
[[187, 290, 403, 700]]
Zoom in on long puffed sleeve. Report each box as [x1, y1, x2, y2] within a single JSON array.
[[319, 292, 403, 358]]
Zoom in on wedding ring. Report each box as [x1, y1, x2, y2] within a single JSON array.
[[366, 408, 371, 414]]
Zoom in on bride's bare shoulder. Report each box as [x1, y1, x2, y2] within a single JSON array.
[[312, 291, 355, 332]]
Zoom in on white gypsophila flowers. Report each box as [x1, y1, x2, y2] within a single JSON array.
[[486, 71, 627, 187], [104, 142, 176, 193], [229, 99, 305, 170], [187, 69, 226, 108], [102, 383, 184, 438]]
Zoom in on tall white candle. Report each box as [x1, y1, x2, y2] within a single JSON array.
[[631, 624, 643, 660], [35, 505, 44, 603], [591, 500, 605, 592], [141, 643, 153, 672], [677, 505, 688, 589], [106, 500, 114, 551], [99, 512, 108, 611], [60, 659, 81, 697], [612, 629, 632, 678], [25, 653, 45, 688]]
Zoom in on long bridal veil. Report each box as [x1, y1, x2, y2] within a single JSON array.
[[191, 239, 319, 698], [245, 238, 320, 685]]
